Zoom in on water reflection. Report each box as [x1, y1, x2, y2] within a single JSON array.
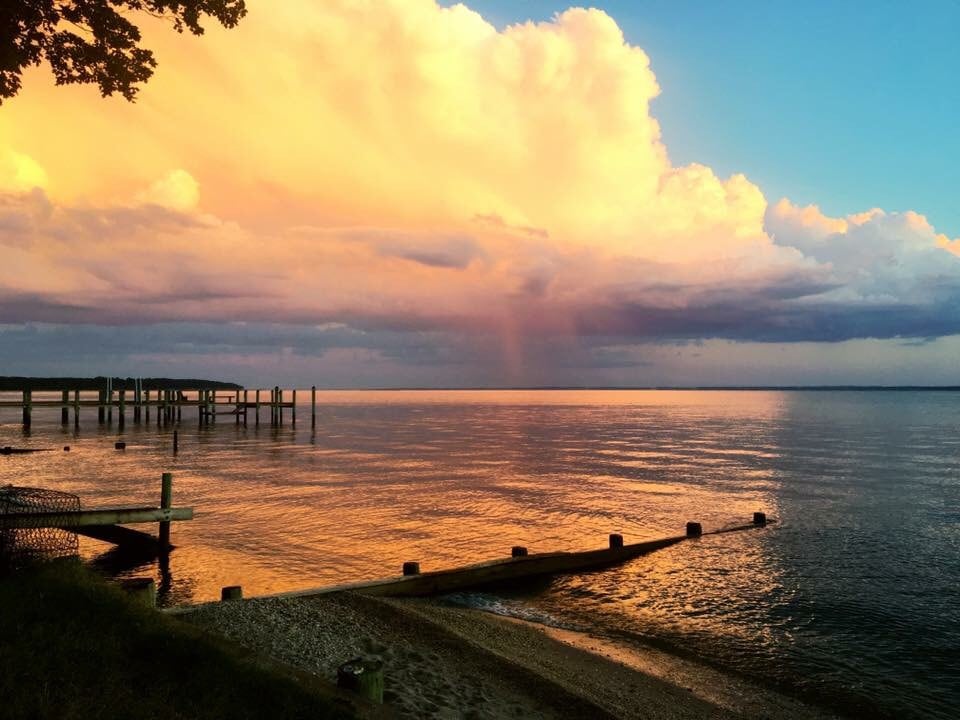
[[1, 390, 957, 718]]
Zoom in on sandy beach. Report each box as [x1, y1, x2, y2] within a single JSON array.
[[182, 592, 841, 719]]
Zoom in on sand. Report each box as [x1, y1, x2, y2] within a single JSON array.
[[182, 592, 841, 719]]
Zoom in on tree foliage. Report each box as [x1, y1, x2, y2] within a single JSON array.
[[0, 1, 247, 103]]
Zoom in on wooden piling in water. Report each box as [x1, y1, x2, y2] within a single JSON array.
[[98, 389, 106, 424], [609, 533, 624, 549], [402, 561, 421, 576], [221, 586, 243, 601], [60, 390, 69, 425], [173, 430, 179, 454], [73, 389, 80, 429], [255, 388, 261, 426], [107, 377, 113, 423], [22, 390, 31, 429], [311, 385, 316, 429], [686, 522, 702, 537], [119, 389, 126, 429], [159, 472, 173, 550], [291, 389, 297, 426]]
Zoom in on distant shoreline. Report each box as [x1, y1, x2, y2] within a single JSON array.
[[317, 385, 960, 392]]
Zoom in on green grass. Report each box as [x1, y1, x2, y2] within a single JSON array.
[[0, 561, 356, 720]]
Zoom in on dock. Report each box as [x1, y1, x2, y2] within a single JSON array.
[[0, 377, 319, 430], [1, 473, 193, 560]]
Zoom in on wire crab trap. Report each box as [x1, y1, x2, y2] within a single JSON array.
[[0, 485, 80, 572]]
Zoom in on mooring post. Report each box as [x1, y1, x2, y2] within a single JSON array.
[[177, 391, 182, 422], [255, 389, 261, 426], [145, 388, 150, 423], [98, 388, 106, 424], [120, 578, 157, 609], [173, 430, 179, 455], [235, 389, 240, 426], [609, 533, 624, 549], [107, 377, 113, 424], [686, 522, 703, 538], [221, 585, 243, 601], [337, 659, 384, 705], [753, 511, 767, 526], [159, 472, 173, 550], [291, 389, 297, 426], [276, 386, 281, 426], [118, 389, 126, 429], [132, 379, 139, 423], [511, 546, 528, 557], [402, 561, 421, 576], [311, 385, 317, 429], [211, 390, 217, 423], [22, 389, 31, 429], [73, 389, 80, 429], [61, 390, 69, 425], [243, 389, 249, 426]]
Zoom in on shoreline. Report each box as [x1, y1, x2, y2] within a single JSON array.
[[183, 591, 841, 719]]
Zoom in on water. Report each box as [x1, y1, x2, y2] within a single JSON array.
[[1, 389, 957, 718]]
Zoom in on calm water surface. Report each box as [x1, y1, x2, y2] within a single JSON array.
[[1, 390, 957, 718]]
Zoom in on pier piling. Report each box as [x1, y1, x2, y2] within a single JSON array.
[[337, 659, 384, 705], [609, 533, 624, 549], [402, 561, 421, 576], [60, 390, 69, 425], [311, 385, 316, 429], [686, 522, 703, 537], [511, 546, 528, 557], [221, 586, 243, 601], [22, 390, 31, 429], [159, 472, 173, 550]]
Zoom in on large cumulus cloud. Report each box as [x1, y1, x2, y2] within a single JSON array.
[[0, 0, 958, 382]]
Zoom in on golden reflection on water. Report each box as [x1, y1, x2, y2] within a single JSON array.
[[1, 390, 786, 602]]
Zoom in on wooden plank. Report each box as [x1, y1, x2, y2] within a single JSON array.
[[74, 524, 161, 549], [0, 506, 192, 528]]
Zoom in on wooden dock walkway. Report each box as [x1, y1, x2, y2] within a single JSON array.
[[0, 377, 318, 430]]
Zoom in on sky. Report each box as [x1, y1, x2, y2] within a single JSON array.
[[1, 0, 959, 387]]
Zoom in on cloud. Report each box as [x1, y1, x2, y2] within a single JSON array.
[[0, 1, 959, 383]]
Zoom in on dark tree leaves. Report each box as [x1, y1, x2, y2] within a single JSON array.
[[0, 1, 247, 103]]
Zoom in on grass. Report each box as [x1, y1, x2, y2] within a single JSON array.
[[0, 561, 357, 720]]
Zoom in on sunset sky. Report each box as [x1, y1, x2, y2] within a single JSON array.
[[2, 0, 959, 387]]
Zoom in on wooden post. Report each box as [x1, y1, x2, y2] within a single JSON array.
[[221, 586, 243, 601], [276, 386, 281, 426], [255, 389, 261, 426], [311, 385, 317, 429], [686, 522, 702, 538], [73, 389, 80, 429], [98, 389, 106, 424], [159, 472, 173, 550], [61, 390, 69, 425], [609, 533, 624, 549], [107, 377, 113, 423], [173, 430, 179, 455], [337, 659, 384, 704], [291, 389, 297, 426], [177, 391, 182, 422], [511, 546, 528, 557], [235, 389, 240, 425], [211, 390, 217, 423], [145, 388, 150, 423], [120, 577, 157, 609], [22, 389, 31, 429], [753, 511, 767, 526], [133, 379, 139, 423], [243, 389, 249, 426], [118, 389, 126, 429], [402, 561, 421, 576]]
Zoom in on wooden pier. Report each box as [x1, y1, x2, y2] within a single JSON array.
[[1, 473, 193, 554], [0, 378, 318, 430]]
